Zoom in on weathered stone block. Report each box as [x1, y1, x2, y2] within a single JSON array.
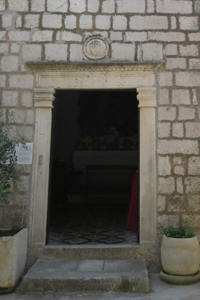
[[166, 58, 186, 70], [8, 0, 28, 11], [158, 107, 176, 121], [158, 156, 171, 176], [188, 157, 200, 175], [26, 110, 34, 125], [158, 215, 179, 228], [47, 0, 68, 12], [176, 72, 200, 87], [185, 122, 200, 138], [189, 59, 200, 70], [143, 43, 163, 61], [21, 92, 33, 107], [61, 31, 82, 42], [157, 195, 166, 212], [110, 31, 122, 41], [174, 165, 185, 176], [147, 0, 154, 13], [0, 108, 6, 123], [172, 89, 190, 105], [172, 123, 184, 138], [8, 109, 26, 124], [158, 122, 170, 138], [0, 0, 5, 11], [176, 177, 183, 194], [165, 44, 178, 56], [9, 75, 34, 89], [2, 14, 12, 28], [88, 0, 99, 12], [32, 30, 53, 42], [70, 44, 83, 62], [159, 177, 175, 194], [130, 16, 168, 30], [0, 43, 9, 53], [79, 15, 93, 29], [96, 15, 111, 29], [113, 16, 127, 30], [179, 45, 199, 57], [170, 16, 177, 30], [158, 89, 169, 105], [65, 15, 76, 29], [117, 0, 145, 13], [1, 55, 19, 72], [31, 0, 45, 11], [10, 43, 19, 53], [25, 14, 40, 28], [43, 14, 62, 28], [185, 177, 200, 193], [189, 33, 200, 42], [102, 0, 115, 13], [148, 32, 185, 42], [0, 31, 6, 40], [125, 32, 147, 42], [2, 91, 18, 107], [70, 0, 86, 13], [8, 31, 29, 41], [168, 195, 186, 213], [0, 75, 6, 87], [158, 140, 199, 155], [178, 107, 195, 120], [22, 44, 42, 62], [156, 0, 192, 14], [158, 72, 173, 87], [111, 43, 135, 60], [188, 195, 200, 212], [179, 17, 199, 31], [45, 44, 68, 61], [15, 15, 22, 27]]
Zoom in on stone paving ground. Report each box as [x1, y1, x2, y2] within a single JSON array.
[[0, 274, 200, 300]]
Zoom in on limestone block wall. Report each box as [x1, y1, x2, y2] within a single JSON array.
[[0, 0, 200, 240]]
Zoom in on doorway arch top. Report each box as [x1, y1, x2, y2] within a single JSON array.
[[27, 62, 162, 248]]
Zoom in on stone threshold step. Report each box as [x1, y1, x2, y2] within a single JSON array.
[[21, 259, 149, 294]]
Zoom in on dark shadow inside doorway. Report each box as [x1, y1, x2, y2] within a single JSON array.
[[47, 89, 139, 245]]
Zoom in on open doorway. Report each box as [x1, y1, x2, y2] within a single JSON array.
[[47, 89, 139, 245]]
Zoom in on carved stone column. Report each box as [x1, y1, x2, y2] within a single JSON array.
[[137, 88, 157, 244], [29, 88, 55, 247]]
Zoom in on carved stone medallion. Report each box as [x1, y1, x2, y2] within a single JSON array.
[[84, 36, 109, 60]]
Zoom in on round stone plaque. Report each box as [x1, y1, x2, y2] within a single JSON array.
[[84, 37, 109, 60]]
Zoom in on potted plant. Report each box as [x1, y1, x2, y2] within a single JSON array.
[[0, 122, 28, 293], [160, 226, 200, 285]]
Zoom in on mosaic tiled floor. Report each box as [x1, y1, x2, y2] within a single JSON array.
[[48, 204, 137, 245]]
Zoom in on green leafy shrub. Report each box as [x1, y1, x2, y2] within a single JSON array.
[[161, 226, 195, 238], [0, 122, 23, 204]]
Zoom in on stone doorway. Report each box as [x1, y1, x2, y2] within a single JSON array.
[[27, 63, 158, 250], [47, 89, 139, 245]]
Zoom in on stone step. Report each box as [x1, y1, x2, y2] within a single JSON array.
[[21, 259, 149, 294]]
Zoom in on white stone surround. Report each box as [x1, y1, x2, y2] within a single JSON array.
[[27, 62, 160, 248]]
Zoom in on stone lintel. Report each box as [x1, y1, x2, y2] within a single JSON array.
[[27, 61, 164, 73]]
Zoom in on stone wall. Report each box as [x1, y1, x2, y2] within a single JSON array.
[[0, 0, 200, 241]]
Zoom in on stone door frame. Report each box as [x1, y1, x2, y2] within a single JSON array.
[[27, 62, 160, 249]]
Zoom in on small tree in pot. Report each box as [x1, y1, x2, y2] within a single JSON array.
[[160, 226, 200, 285], [0, 121, 28, 293]]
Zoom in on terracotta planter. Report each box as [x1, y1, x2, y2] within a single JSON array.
[[0, 228, 28, 292], [161, 235, 200, 276]]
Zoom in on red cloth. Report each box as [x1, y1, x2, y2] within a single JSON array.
[[126, 170, 138, 233]]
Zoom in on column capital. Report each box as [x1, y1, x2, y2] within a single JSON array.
[[137, 88, 156, 108], [34, 88, 55, 108]]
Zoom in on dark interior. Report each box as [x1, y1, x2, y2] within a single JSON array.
[[47, 89, 139, 245]]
